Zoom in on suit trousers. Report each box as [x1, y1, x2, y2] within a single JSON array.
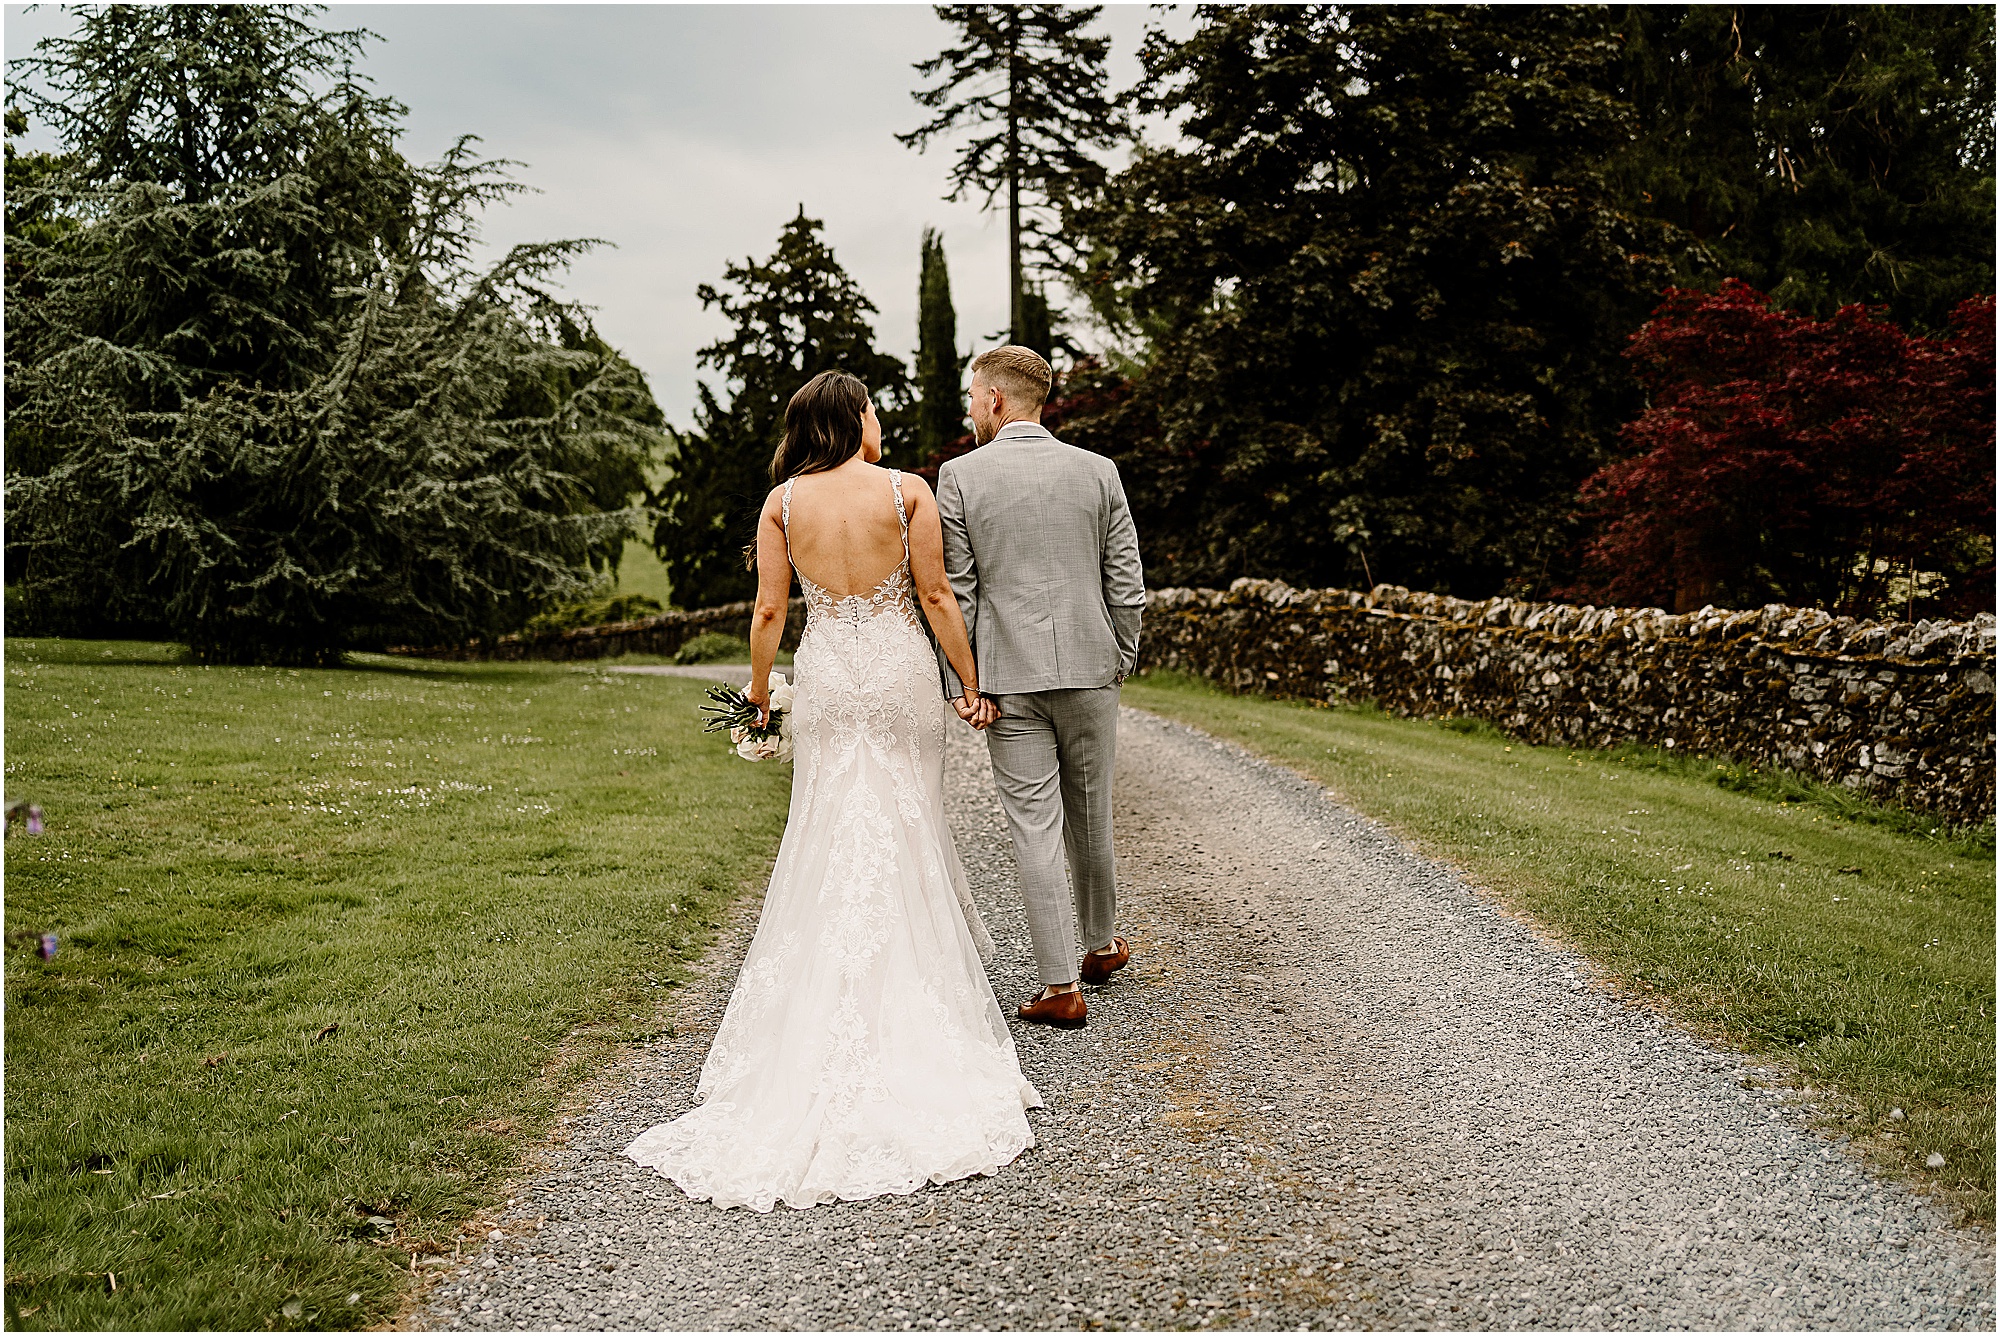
[[983, 683, 1121, 985]]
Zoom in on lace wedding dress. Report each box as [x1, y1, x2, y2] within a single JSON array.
[[624, 470, 1042, 1211]]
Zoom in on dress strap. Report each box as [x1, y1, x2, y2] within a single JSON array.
[[890, 470, 909, 553], [781, 477, 795, 554]]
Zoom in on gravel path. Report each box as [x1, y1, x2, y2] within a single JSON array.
[[411, 705, 1993, 1331], [605, 664, 761, 682]]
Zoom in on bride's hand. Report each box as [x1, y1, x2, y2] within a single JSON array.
[[955, 686, 985, 729], [746, 679, 771, 728]]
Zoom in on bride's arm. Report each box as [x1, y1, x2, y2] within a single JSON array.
[[903, 477, 984, 720], [746, 488, 791, 724]]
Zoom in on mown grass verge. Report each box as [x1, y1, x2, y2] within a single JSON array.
[[1122, 669, 1995, 1222], [4, 638, 792, 1330]]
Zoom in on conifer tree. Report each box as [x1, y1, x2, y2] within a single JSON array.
[[2, 108, 80, 482], [1071, 4, 1686, 598], [899, 4, 1120, 344], [4, 5, 663, 661], [1611, 4, 1995, 332], [652, 210, 909, 609], [915, 227, 966, 460]]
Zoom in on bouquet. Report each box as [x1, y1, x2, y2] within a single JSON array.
[[701, 671, 795, 762]]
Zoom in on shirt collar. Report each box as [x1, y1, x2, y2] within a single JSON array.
[[992, 420, 1053, 442]]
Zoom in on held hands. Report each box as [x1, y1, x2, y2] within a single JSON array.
[[952, 687, 998, 731]]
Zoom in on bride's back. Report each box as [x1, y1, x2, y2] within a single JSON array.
[[784, 461, 907, 597]]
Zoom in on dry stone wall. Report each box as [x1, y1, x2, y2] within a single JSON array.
[[388, 598, 807, 663], [1141, 580, 1995, 823]]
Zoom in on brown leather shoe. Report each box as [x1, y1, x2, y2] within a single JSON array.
[[1080, 935, 1130, 986], [1017, 987, 1086, 1029]]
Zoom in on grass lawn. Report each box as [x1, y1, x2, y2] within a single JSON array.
[[1122, 670, 1996, 1221], [3, 638, 792, 1330], [601, 539, 793, 667], [611, 537, 674, 608]]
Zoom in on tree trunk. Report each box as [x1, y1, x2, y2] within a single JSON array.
[[1671, 529, 1718, 612], [1006, 23, 1022, 345]]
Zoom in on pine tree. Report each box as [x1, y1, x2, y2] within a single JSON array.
[[651, 210, 909, 610], [1611, 5, 1995, 332], [3, 6, 664, 661], [1069, 4, 1687, 598], [899, 4, 1121, 344], [915, 227, 966, 460]]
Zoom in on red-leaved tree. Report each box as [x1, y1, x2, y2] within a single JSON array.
[[1566, 281, 1993, 618]]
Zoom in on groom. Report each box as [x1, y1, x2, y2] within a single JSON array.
[[936, 346, 1145, 1030]]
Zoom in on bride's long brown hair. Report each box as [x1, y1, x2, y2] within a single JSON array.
[[771, 371, 869, 485], [745, 371, 873, 570]]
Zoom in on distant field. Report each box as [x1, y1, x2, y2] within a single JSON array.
[[612, 537, 674, 608], [1122, 669, 1996, 1221], [3, 639, 792, 1330]]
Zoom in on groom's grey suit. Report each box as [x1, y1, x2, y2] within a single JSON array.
[[936, 420, 1145, 986]]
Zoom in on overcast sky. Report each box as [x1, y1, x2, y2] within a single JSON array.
[[4, 3, 1193, 425]]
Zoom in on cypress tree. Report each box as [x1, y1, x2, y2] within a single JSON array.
[[915, 227, 965, 460], [1018, 286, 1054, 364], [899, 4, 1121, 345]]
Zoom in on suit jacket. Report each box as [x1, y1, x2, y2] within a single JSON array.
[[935, 420, 1145, 696]]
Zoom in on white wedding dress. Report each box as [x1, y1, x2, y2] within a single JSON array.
[[624, 470, 1042, 1211]]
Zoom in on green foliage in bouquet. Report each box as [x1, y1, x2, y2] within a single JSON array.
[[3, 6, 666, 663], [699, 672, 794, 761], [699, 682, 777, 737]]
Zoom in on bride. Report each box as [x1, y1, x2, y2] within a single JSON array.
[[624, 370, 1042, 1211]]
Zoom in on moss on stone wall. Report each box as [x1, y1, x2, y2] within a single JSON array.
[[1141, 580, 1995, 822]]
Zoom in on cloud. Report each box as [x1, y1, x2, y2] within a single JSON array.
[[441, 84, 1015, 423], [4, 3, 1189, 424]]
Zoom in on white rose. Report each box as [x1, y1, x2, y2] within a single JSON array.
[[769, 680, 796, 713], [736, 733, 781, 762]]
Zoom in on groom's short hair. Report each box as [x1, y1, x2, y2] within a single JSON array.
[[970, 346, 1053, 408]]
